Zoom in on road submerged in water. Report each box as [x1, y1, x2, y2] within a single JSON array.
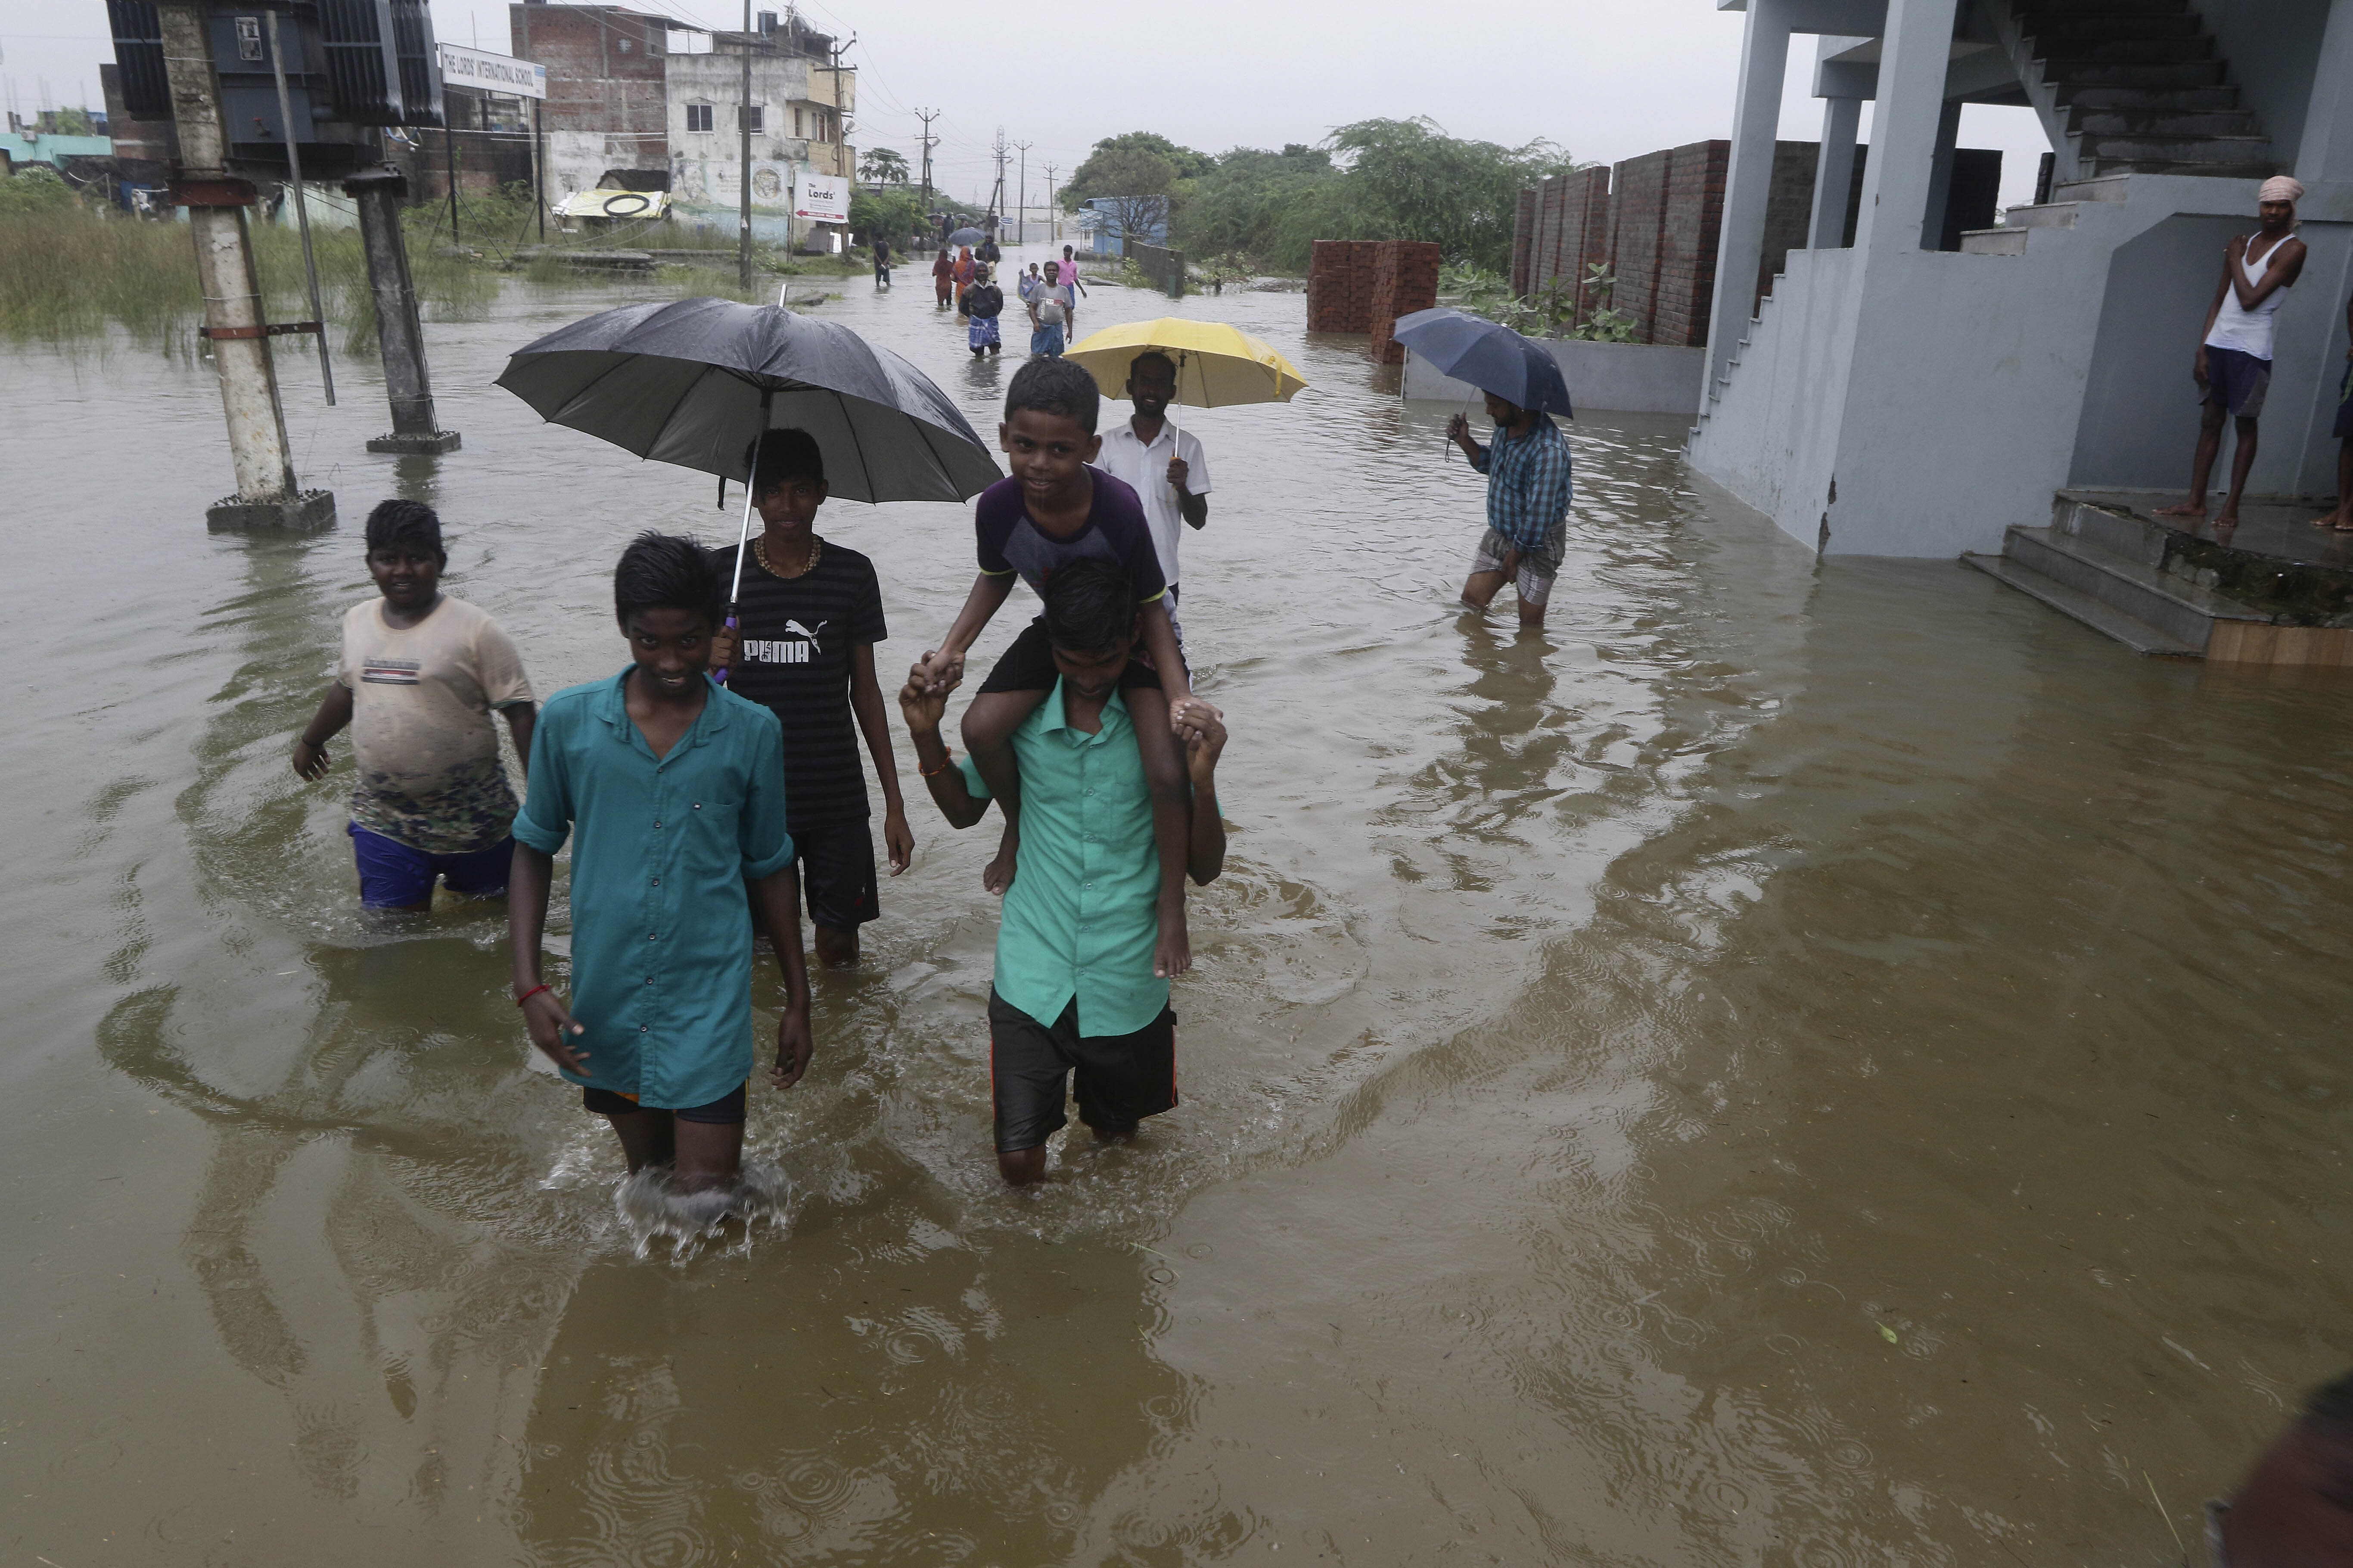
[[5, 245, 2350, 1565]]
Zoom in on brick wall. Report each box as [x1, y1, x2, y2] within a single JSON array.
[[1306, 239, 1378, 334], [1367, 239, 1441, 364], [511, 2, 669, 187]]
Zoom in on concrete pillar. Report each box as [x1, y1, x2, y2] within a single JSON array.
[[1704, 0, 1792, 397], [1855, 0, 1961, 257], [1810, 95, 1863, 248], [156, 2, 332, 531], [348, 166, 462, 455], [2295, 0, 2353, 192], [1921, 98, 1964, 251]]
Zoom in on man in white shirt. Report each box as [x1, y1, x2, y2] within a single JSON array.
[[1094, 350, 1211, 645]]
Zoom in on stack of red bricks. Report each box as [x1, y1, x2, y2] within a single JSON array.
[[1366, 240, 1442, 364], [1306, 240, 1378, 334]]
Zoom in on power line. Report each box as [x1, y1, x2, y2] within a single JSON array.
[[913, 107, 939, 206]]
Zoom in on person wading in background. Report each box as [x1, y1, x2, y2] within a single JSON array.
[[1094, 350, 1210, 650], [1450, 390, 1572, 628], [2158, 175, 2307, 529]]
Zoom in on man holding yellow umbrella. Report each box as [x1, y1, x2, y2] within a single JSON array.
[[1065, 318, 1308, 649]]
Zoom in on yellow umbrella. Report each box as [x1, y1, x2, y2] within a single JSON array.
[[1064, 318, 1309, 428]]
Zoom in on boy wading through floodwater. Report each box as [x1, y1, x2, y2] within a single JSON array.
[[708, 430, 914, 968], [900, 560, 1227, 1185], [293, 500, 537, 910], [912, 357, 1214, 980], [509, 534, 812, 1214]]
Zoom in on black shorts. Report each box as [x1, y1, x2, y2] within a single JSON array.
[[976, 615, 1164, 696], [2336, 360, 2353, 441], [988, 989, 1177, 1152], [583, 1082, 746, 1123], [747, 819, 879, 933]]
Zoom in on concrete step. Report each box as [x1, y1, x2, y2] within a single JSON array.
[[2017, 0, 2189, 18], [2059, 85, 2241, 112], [1960, 227, 2030, 256], [2054, 174, 2135, 202], [2048, 59, 2227, 88], [2030, 13, 2203, 41], [2005, 524, 2272, 647], [2000, 202, 2081, 229], [1961, 552, 2203, 656], [2069, 107, 2263, 136], [2039, 37, 2216, 65], [2080, 157, 2280, 178], [2072, 130, 2274, 164]]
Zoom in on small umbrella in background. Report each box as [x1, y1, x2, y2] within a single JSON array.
[[1064, 317, 1309, 443], [945, 226, 987, 248], [1390, 307, 1574, 422], [497, 296, 1001, 677]]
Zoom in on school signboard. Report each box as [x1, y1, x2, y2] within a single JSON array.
[[436, 43, 547, 99], [795, 174, 848, 224]]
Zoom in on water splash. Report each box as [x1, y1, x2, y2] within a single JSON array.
[[612, 1160, 796, 1263]]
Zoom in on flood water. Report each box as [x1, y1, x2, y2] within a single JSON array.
[[7, 244, 2352, 1565]]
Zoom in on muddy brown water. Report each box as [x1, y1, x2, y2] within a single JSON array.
[[6, 247, 2350, 1565]]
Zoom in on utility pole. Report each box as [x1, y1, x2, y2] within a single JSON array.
[[738, 0, 754, 290], [155, 1, 331, 530], [988, 125, 1007, 228], [1013, 137, 1031, 244], [1044, 162, 1057, 243], [349, 160, 460, 454], [914, 108, 938, 210]]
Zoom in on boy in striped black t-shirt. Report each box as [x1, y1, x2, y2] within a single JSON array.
[[709, 429, 913, 966]]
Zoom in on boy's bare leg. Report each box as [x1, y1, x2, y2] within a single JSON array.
[[1125, 686, 1193, 978], [997, 1146, 1048, 1186], [962, 689, 1051, 892], [1461, 569, 1507, 610], [2309, 441, 2353, 527], [672, 1119, 746, 1194], [2157, 403, 2228, 517], [603, 1106, 675, 1173], [813, 924, 859, 966], [2215, 416, 2260, 527]]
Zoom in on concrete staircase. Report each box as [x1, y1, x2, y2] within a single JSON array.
[[1996, 0, 2278, 183], [1958, 171, 2128, 256], [1961, 494, 2273, 656]]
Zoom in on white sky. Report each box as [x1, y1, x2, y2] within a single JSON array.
[[2, 0, 2051, 212]]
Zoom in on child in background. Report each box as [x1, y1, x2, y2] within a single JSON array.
[[292, 499, 536, 910], [911, 357, 1213, 980], [707, 430, 913, 968], [1029, 261, 1069, 357], [509, 534, 812, 1208]]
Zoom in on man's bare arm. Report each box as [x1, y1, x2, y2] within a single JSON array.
[[898, 674, 993, 829], [2233, 236, 2307, 311]]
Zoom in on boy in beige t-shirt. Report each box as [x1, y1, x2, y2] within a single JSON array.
[[292, 500, 537, 910]]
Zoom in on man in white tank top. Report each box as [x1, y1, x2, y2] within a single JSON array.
[[2158, 176, 2307, 528]]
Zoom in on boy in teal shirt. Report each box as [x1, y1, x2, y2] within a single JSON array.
[[508, 533, 814, 1204]]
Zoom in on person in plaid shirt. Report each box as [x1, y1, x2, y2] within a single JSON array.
[[1449, 391, 1573, 626]]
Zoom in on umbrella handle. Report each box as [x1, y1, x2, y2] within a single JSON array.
[[714, 611, 737, 685]]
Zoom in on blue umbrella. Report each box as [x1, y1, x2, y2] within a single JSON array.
[[1391, 307, 1573, 418], [945, 226, 987, 248]]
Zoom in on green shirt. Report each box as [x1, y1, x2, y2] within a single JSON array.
[[960, 679, 1166, 1035], [513, 668, 794, 1108]]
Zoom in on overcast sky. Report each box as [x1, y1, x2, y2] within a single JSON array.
[[2, 0, 2051, 210]]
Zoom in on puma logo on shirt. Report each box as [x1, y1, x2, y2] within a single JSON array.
[[740, 622, 827, 664]]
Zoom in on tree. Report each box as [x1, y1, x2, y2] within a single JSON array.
[[1310, 118, 1577, 271], [1061, 132, 1206, 209], [859, 147, 910, 185]]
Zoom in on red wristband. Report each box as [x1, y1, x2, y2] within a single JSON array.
[[514, 983, 553, 1009]]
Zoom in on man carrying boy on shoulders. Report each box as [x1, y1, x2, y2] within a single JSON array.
[[898, 559, 1227, 1186]]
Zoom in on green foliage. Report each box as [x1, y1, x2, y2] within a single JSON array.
[[1438, 258, 1639, 343], [0, 165, 79, 216], [1064, 132, 1214, 209], [859, 147, 910, 184], [850, 184, 926, 248], [1165, 119, 1578, 275]]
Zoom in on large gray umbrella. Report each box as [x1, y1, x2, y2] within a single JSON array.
[[497, 295, 1001, 678], [495, 295, 1002, 503]]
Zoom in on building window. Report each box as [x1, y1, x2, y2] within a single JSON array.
[[739, 104, 764, 132], [793, 107, 805, 139], [686, 103, 713, 133]]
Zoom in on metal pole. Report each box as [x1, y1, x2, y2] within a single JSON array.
[[718, 389, 773, 687], [155, 0, 325, 528], [264, 9, 333, 405], [444, 103, 460, 246], [738, 0, 753, 291], [534, 97, 544, 241]]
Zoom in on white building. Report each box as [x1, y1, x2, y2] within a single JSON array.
[[1690, 0, 2353, 563], [664, 21, 855, 249]]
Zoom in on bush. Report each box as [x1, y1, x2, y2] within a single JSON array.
[[0, 165, 80, 216]]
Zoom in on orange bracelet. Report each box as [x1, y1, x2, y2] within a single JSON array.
[[920, 748, 956, 778]]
